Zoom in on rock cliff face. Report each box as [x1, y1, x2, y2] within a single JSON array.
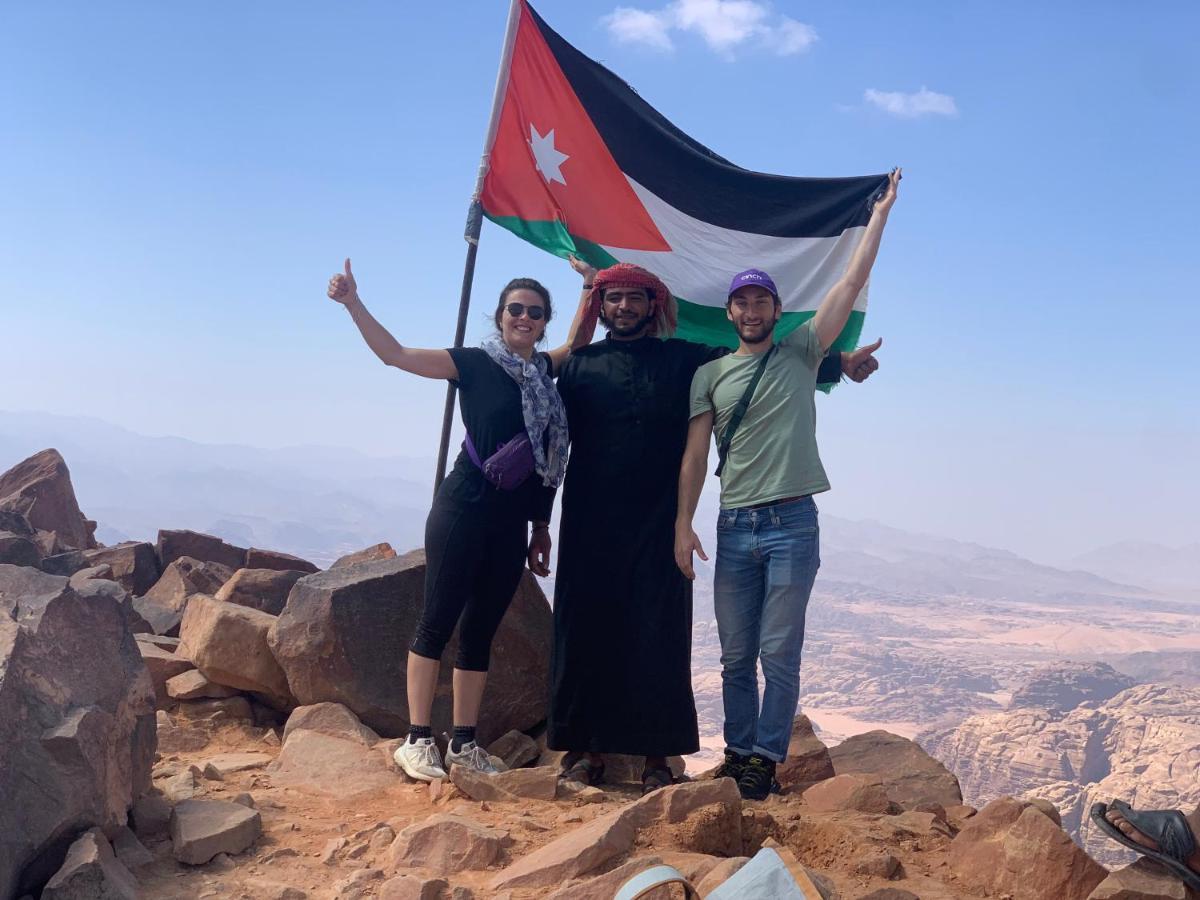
[[922, 682, 1200, 865], [1008, 661, 1137, 712]]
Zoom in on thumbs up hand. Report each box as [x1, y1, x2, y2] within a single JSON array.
[[327, 258, 360, 306], [842, 337, 882, 383]]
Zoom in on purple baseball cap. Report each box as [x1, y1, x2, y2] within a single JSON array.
[[728, 268, 779, 299]]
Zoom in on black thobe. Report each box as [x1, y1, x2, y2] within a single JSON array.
[[548, 335, 846, 757], [548, 336, 719, 756]]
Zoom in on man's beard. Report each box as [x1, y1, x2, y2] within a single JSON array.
[[602, 310, 655, 337], [736, 320, 775, 345]]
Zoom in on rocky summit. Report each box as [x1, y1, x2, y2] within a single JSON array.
[[1, 446, 1199, 899]]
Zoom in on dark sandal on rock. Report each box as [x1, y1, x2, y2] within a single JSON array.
[[1091, 801, 1200, 891], [641, 765, 675, 796], [559, 753, 605, 787]]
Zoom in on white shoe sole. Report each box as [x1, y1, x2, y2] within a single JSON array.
[[393, 748, 446, 783]]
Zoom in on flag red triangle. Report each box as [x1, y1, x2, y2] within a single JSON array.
[[481, 1, 670, 252]]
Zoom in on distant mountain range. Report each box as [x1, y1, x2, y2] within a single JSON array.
[[1072, 540, 1200, 596], [0, 410, 433, 565], [1, 410, 1192, 602]]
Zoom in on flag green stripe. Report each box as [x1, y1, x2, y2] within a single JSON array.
[[485, 214, 864, 390]]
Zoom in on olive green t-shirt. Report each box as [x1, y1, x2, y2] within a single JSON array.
[[688, 321, 830, 509]]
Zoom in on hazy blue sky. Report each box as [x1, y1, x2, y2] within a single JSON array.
[[3, 1, 1198, 563]]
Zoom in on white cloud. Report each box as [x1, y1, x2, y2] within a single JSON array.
[[603, 7, 675, 51], [769, 18, 818, 55], [603, 0, 817, 58], [863, 87, 959, 119]]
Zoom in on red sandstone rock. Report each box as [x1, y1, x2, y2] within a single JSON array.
[[166, 668, 240, 700], [949, 796, 1107, 900], [450, 764, 558, 802], [0, 566, 155, 899], [545, 855, 666, 900], [136, 557, 234, 635], [332, 542, 397, 568], [170, 799, 263, 865], [269, 553, 550, 743], [282, 702, 383, 746], [245, 547, 319, 574], [487, 729, 540, 770], [157, 529, 247, 571], [0, 531, 40, 567], [214, 567, 307, 615], [489, 777, 741, 892], [0, 449, 96, 551], [268, 717, 398, 796], [137, 641, 195, 708], [388, 813, 509, 874], [379, 874, 449, 900], [1088, 857, 1200, 899], [777, 713, 836, 794], [41, 829, 138, 900], [803, 773, 895, 814], [82, 542, 160, 595], [178, 595, 292, 707], [830, 730, 963, 809]]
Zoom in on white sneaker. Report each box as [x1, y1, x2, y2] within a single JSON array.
[[444, 740, 500, 775], [394, 736, 447, 782]]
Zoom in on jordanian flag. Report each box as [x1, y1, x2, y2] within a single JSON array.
[[479, 0, 890, 353]]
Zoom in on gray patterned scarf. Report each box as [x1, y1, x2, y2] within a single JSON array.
[[481, 335, 569, 488]]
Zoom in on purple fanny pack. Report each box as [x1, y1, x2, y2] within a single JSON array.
[[464, 432, 536, 491]]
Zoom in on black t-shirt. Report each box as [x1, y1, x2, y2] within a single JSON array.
[[436, 347, 556, 522]]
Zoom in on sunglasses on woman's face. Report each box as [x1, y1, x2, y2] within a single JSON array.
[[505, 302, 545, 321]]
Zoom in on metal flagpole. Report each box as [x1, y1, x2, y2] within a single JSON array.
[[432, 0, 523, 497]]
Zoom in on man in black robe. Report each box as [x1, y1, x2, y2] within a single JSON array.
[[549, 262, 874, 792]]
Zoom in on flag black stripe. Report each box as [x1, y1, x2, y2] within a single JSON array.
[[527, 2, 888, 239]]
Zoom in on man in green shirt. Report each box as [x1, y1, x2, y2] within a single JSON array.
[[675, 169, 901, 800]]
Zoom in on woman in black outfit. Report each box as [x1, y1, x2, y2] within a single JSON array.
[[327, 256, 595, 780]]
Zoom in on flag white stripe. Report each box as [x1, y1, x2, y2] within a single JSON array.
[[599, 177, 870, 313]]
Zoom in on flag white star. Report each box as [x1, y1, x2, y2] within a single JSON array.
[[528, 124, 569, 186]]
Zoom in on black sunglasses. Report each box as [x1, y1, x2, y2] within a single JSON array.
[[505, 302, 545, 321]]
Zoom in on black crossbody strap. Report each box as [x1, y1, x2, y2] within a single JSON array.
[[714, 345, 776, 477]]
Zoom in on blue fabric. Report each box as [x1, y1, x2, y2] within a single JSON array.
[[714, 497, 820, 762], [480, 335, 569, 487]]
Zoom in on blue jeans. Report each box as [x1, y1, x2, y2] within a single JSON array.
[[713, 496, 820, 762]]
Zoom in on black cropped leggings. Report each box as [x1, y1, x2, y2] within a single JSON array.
[[410, 499, 528, 672]]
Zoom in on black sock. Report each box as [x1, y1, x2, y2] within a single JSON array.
[[408, 724, 432, 743], [450, 725, 476, 753]]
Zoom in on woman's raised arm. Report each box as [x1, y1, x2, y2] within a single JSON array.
[[328, 258, 458, 380]]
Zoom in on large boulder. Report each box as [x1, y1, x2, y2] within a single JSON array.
[[0, 565, 155, 898], [178, 595, 293, 708], [332, 543, 397, 568], [137, 638, 196, 708], [0, 532, 40, 567], [830, 729, 963, 809], [40, 829, 138, 900], [245, 548, 319, 574], [949, 796, 1108, 900], [169, 799, 262, 865], [81, 542, 161, 596], [157, 529, 247, 571], [269, 552, 552, 743], [215, 567, 307, 615], [0, 508, 35, 538], [1088, 857, 1200, 899], [0, 449, 96, 551], [134, 556, 233, 636], [268, 703, 398, 795], [777, 714, 835, 794], [489, 778, 741, 892]]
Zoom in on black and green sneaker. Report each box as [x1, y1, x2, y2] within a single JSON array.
[[713, 749, 749, 782], [737, 754, 779, 801]]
